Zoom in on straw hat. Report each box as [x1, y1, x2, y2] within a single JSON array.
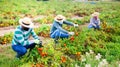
[[91, 12, 100, 17], [19, 17, 34, 28], [54, 15, 66, 22]]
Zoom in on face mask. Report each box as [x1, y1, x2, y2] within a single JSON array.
[[22, 27, 29, 31], [24, 28, 29, 31], [94, 16, 98, 20], [58, 20, 64, 24]]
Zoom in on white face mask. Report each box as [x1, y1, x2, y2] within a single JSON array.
[[58, 20, 64, 24]]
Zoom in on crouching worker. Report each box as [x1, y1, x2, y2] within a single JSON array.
[[88, 12, 101, 30], [50, 15, 78, 44], [12, 17, 42, 58]]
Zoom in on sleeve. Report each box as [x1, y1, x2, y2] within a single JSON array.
[[90, 18, 95, 26], [90, 18, 93, 24], [15, 30, 29, 46], [63, 20, 74, 26], [98, 19, 100, 25], [54, 22, 68, 34], [31, 29, 40, 40]]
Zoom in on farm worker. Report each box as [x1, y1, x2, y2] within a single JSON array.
[[50, 15, 78, 44], [12, 17, 42, 58], [88, 12, 100, 30]]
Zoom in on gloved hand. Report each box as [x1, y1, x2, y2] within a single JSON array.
[[74, 24, 78, 27], [68, 32, 75, 35], [34, 39, 40, 44], [34, 39, 43, 47], [92, 23, 97, 27]]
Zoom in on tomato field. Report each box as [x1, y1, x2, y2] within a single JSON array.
[[0, 0, 120, 67]]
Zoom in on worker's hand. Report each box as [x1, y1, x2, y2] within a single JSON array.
[[94, 25, 97, 27], [68, 32, 75, 35], [34, 39, 40, 44], [74, 24, 78, 27], [92, 24, 96, 27], [38, 41, 43, 47]]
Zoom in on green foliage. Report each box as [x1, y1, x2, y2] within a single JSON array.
[[0, 1, 120, 27], [0, 1, 120, 67]]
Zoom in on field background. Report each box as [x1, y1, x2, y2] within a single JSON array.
[[0, 0, 120, 67]]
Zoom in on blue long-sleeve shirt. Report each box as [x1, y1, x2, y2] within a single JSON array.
[[50, 20, 74, 34], [12, 26, 39, 46]]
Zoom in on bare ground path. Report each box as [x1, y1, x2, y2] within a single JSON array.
[[0, 15, 48, 36], [0, 23, 52, 36]]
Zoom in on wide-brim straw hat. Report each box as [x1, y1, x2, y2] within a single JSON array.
[[54, 15, 66, 22], [91, 12, 100, 17], [19, 17, 34, 28]]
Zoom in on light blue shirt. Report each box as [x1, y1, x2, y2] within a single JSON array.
[[50, 20, 74, 34]]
